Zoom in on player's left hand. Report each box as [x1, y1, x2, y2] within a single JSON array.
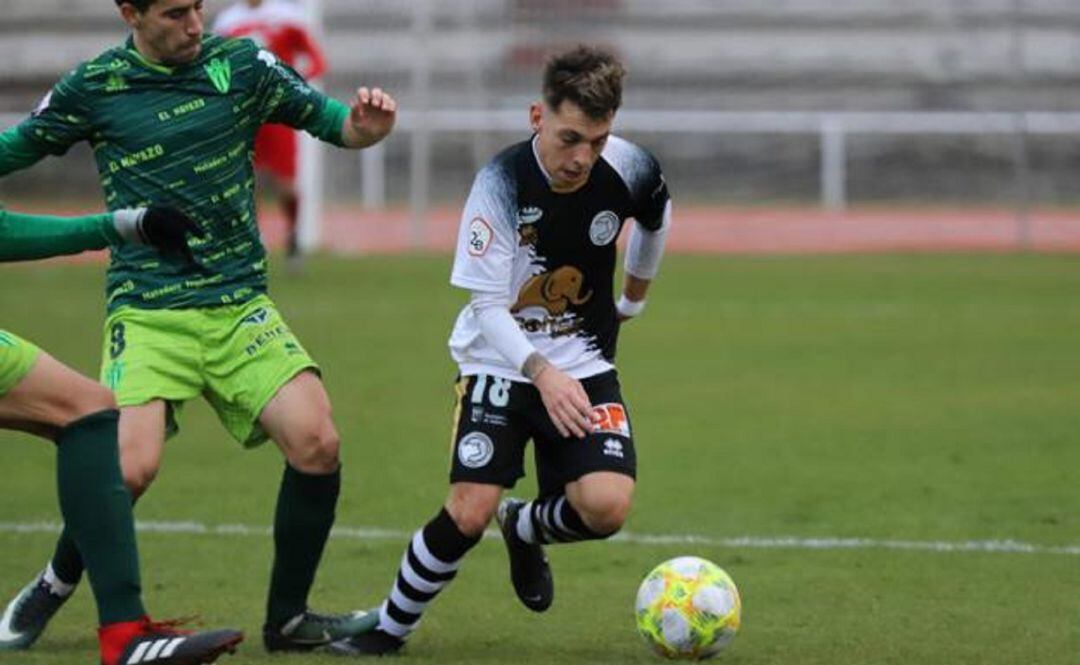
[[140, 206, 202, 264], [345, 86, 397, 148], [114, 206, 202, 264]]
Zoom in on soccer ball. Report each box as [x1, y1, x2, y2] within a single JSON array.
[[635, 556, 741, 660]]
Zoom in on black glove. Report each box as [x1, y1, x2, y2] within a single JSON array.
[[114, 206, 202, 264]]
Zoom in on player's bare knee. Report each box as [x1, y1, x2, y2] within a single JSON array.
[[448, 504, 495, 538], [78, 384, 117, 416], [289, 423, 340, 473], [122, 464, 157, 497], [59, 383, 117, 426], [578, 494, 632, 537], [445, 489, 499, 537]]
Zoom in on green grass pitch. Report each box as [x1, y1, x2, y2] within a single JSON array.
[[1, 253, 1078, 664]]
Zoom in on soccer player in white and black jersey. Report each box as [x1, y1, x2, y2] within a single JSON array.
[[329, 45, 671, 656]]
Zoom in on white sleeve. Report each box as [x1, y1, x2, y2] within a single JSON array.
[[624, 199, 672, 279], [470, 291, 537, 372], [450, 166, 517, 295]]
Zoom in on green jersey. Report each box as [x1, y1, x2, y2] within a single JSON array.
[[4, 34, 348, 311]]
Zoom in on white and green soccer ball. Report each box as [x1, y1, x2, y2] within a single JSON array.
[[635, 556, 741, 660]]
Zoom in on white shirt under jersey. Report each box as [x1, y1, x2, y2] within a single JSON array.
[[213, 0, 306, 37]]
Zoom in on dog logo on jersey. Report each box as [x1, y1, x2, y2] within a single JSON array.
[[467, 217, 493, 256], [589, 211, 620, 246], [457, 432, 495, 469], [511, 266, 592, 316], [204, 58, 232, 94]]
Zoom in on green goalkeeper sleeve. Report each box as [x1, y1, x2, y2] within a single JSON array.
[[0, 208, 120, 262], [0, 126, 50, 177]]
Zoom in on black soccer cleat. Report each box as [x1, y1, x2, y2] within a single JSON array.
[[326, 628, 405, 657], [263, 609, 377, 652], [496, 498, 554, 612], [99, 616, 243, 665], [0, 572, 72, 651]]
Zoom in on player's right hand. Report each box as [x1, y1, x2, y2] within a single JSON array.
[[534, 367, 594, 439], [114, 206, 202, 264]]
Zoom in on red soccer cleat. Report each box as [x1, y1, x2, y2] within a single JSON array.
[[99, 616, 243, 665]]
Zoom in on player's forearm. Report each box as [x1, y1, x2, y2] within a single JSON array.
[[620, 274, 651, 303], [0, 209, 118, 262], [522, 352, 553, 382], [301, 97, 350, 148], [0, 126, 49, 177], [470, 292, 539, 374], [618, 205, 671, 317], [623, 202, 671, 281]]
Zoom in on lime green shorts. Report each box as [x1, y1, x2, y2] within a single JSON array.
[[99, 295, 318, 446], [0, 329, 41, 397]]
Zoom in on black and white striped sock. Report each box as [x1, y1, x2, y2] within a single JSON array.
[[516, 494, 604, 545], [378, 508, 480, 639]]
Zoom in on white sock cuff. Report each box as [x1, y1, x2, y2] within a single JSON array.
[[42, 563, 76, 597], [515, 503, 537, 544], [378, 601, 415, 639]]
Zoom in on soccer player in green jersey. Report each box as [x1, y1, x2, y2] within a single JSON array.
[[0, 0, 396, 653], [1, 205, 244, 665]]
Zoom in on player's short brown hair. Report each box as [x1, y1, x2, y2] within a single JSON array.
[[542, 45, 626, 120], [115, 0, 158, 11]]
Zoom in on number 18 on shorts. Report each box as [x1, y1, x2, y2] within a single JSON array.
[[448, 371, 637, 494]]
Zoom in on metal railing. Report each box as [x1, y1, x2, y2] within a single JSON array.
[[4, 109, 1074, 248]]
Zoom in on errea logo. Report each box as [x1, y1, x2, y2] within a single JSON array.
[[602, 439, 625, 459]]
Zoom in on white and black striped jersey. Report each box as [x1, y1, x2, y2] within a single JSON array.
[[449, 134, 670, 382]]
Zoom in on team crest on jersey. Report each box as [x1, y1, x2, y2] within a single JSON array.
[[511, 266, 592, 316], [457, 432, 494, 469], [204, 58, 232, 94], [105, 72, 128, 93], [589, 211, 620, 246], [467, 217, 493, 256]]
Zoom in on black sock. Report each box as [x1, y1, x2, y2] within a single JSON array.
[[283, 195, 299, 257], [378, 508, 481, 639], [520, 494, 608, 544], [49, 529, 84, 587], [55, 410, 144, 625], [266, 464, 340, 627]]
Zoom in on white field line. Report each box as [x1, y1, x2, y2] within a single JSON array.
[[0, 520, 1077, 556]]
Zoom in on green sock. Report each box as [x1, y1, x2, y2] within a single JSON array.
[[55, 410, 145, 625], [266, 464, 340, 626]]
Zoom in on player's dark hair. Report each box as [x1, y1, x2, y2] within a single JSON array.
[[114, 0, 157, 11], [542, 45, 626, 120]]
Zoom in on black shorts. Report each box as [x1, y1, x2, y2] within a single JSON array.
[[448, 370, 636, 496]]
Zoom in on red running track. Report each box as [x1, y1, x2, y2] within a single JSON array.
[[262, 204, 1080, 254]]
